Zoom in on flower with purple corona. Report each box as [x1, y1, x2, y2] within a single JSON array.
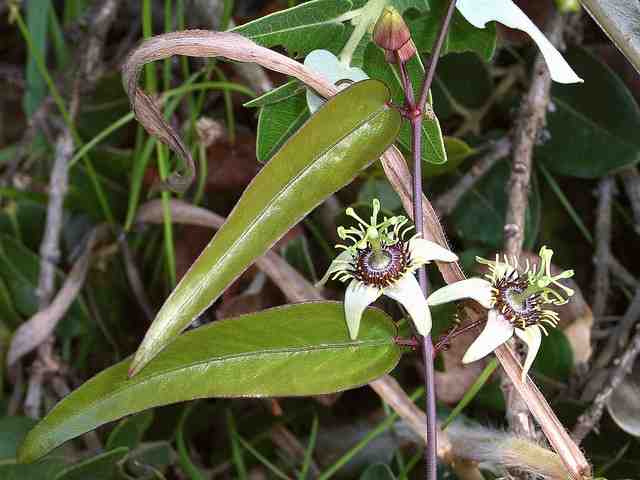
[[427, 247, 574, 380], [318, 199, 457, 340]]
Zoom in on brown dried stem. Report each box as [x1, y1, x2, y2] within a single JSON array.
[[573, 291, 640, 443], [433, 138, 512, 217], [620, 166, 640, 234], [592, 176, 615, 319]]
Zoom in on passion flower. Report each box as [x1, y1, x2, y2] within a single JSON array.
[[427, 247, 575, 380], [318, 199, 458, 339]]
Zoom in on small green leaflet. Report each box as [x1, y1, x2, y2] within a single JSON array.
[[256, 92, 310, 163], [231, 0, 354, 58], [244, 80, 305, 108]]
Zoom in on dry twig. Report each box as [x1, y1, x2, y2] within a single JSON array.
[[620, 167, 640, 233], [592, 176, 615, 319], [573, 298, 640, 443], [433, 137, 511, 217]]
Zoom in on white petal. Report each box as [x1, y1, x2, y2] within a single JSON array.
[[515, 325, 543, 381], [462, 310, 514, 364], [426, 278, 494, 309], [384, 274, 432, 336], [317, 250, 354, 286], [344, 280, 381, 340], [303, 50, 369, 113], [456, 0, 583, 84], [409, 238, 458, 265]]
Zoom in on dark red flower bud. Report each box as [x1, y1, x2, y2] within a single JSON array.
[[373, 7, 416, 63]]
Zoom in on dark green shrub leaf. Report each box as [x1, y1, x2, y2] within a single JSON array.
[[451, 162, 540, 249], [255, 91, 309, 163], [54, 447, 129, 480], [409, 0, 496, 61], [538, 48, 640, 178], [231, 0, 353, 57]]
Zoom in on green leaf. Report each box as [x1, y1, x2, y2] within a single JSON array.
[[281, 236, 318, 282], [125, 441, 176, 477], [244, 80, 305, 108], [389, 0, 428, 13], [0, 274, 22, 329], [106, 410, 154, 451], [54, 447, 129, 480], [24, 0, 51, 117], [431, 52, 493, 121], [255, 91, 309, 163], [19, 302, 402, 463], [423, 137, 475, 177], [362, 44, 447, 164], [360, 463, 396, 479], [0, 417, 38, 460], [358, 178, 403, 212], [0, 458, 67, 480], [532, 328, 573, 381], [129, 79, 400, 375], [538, 47, 640, 178], [409, 0, 497, 61], [451, 161, 540, 249], [0, 235, 91, 328], [231, 0, 353, 58]]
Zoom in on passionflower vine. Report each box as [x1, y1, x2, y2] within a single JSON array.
[[427, 247, 575, 380], [318, 199, 458, 339]]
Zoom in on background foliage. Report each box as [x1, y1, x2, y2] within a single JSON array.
[[1, 0, 640, 478]]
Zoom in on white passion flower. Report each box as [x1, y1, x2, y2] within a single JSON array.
[[318, 199, 458, 340], [303, 50, 369, 114], [427, 247, 575, 380], [456, 0, 583, 84]]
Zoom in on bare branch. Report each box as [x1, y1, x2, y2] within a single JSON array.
[[592, 176, 615, 319], [433, 138, 511, 217], [573, 291, 640, 443]]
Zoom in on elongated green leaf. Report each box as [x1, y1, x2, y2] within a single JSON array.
[[130, 80, 400, 375], [19, 302, 402, 463], [54, 447, 129, 480], [244, 80, 304, 108], [360, 463, 396, 480], [256, 91, 310, 163], [231, 0, 353, 58], [24, 0, 51, 117]]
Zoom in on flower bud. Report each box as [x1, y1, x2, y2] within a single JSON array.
[[373, 6, 416, 63]]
